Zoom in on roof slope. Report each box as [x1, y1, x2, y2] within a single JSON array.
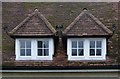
[[63, 9, 113, 37], [9, 9, 56, 37]]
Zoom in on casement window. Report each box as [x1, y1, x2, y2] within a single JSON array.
[[67, 38, 106, 60], [71, 41, 84, 56], [37, 41, 49, 56], [19, 40, 31, 56], [89, 40, 102, 56], [15, 38, 54, 60]]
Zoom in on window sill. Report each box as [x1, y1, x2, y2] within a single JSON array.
[[68, 57, 106, 61]]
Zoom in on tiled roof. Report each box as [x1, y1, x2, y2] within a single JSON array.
[[63, 9, 113, 37], [9, 9, 56, 37]]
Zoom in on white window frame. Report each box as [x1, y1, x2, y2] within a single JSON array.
[[67, 38, 106, 60], [35, 39, 54, 60], [15, 38, 54, 60]]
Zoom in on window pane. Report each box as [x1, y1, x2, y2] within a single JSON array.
[[20, 49, 25, 56], [20, 41, 25, 48], [44, 41, 49, 48], [38, 41, 42, 48], [96, 41, 102, 48], [26, 49, 31, 56], [26, 41, 31, 48], [96, 49, 101, 56], [90, 49, 95, 56], [78, 41, 83, 48], [72, 49, 77, 56], [78, 49, 84, 56], [44, 49, 49, 56], [38, 49, 42, 56], [72, 41, 77, 48], [90, 41, 95, 48]]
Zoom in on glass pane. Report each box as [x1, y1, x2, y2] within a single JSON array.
[[44, 49, 49, 56], [78, 41, 83, 48], [38, 49, 42, 56], [72, 41, 77, 48], [26, 49, 31, 56], [72, 49, 77, 56], [26, 41, 31, 48], [20, 49, 25, 56], [90, 41, 95, 48], [20, 41, 25, 48], [96, 49, 101, 56], [38, 41, 42, 48], [96, 41, 102, 48], [44, 41, 49, 48], [78, 49, 84, 56], [90, 49, 95, 56]]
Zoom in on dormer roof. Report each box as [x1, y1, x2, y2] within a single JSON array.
[[63, 8, 113, 37], [9, 9, 56, 37]]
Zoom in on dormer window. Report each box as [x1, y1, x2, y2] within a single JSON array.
[[10, 9, 56, 61], [64, 9, 112, 61]]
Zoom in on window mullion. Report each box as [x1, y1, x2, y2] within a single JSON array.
[[95, 41, 96, 56], [94, 41, 96, 56], [77, 40, 78, 56], [43, 42, 44, 56], [25, 41, 26, 56], [42, 41, 43, 56]]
